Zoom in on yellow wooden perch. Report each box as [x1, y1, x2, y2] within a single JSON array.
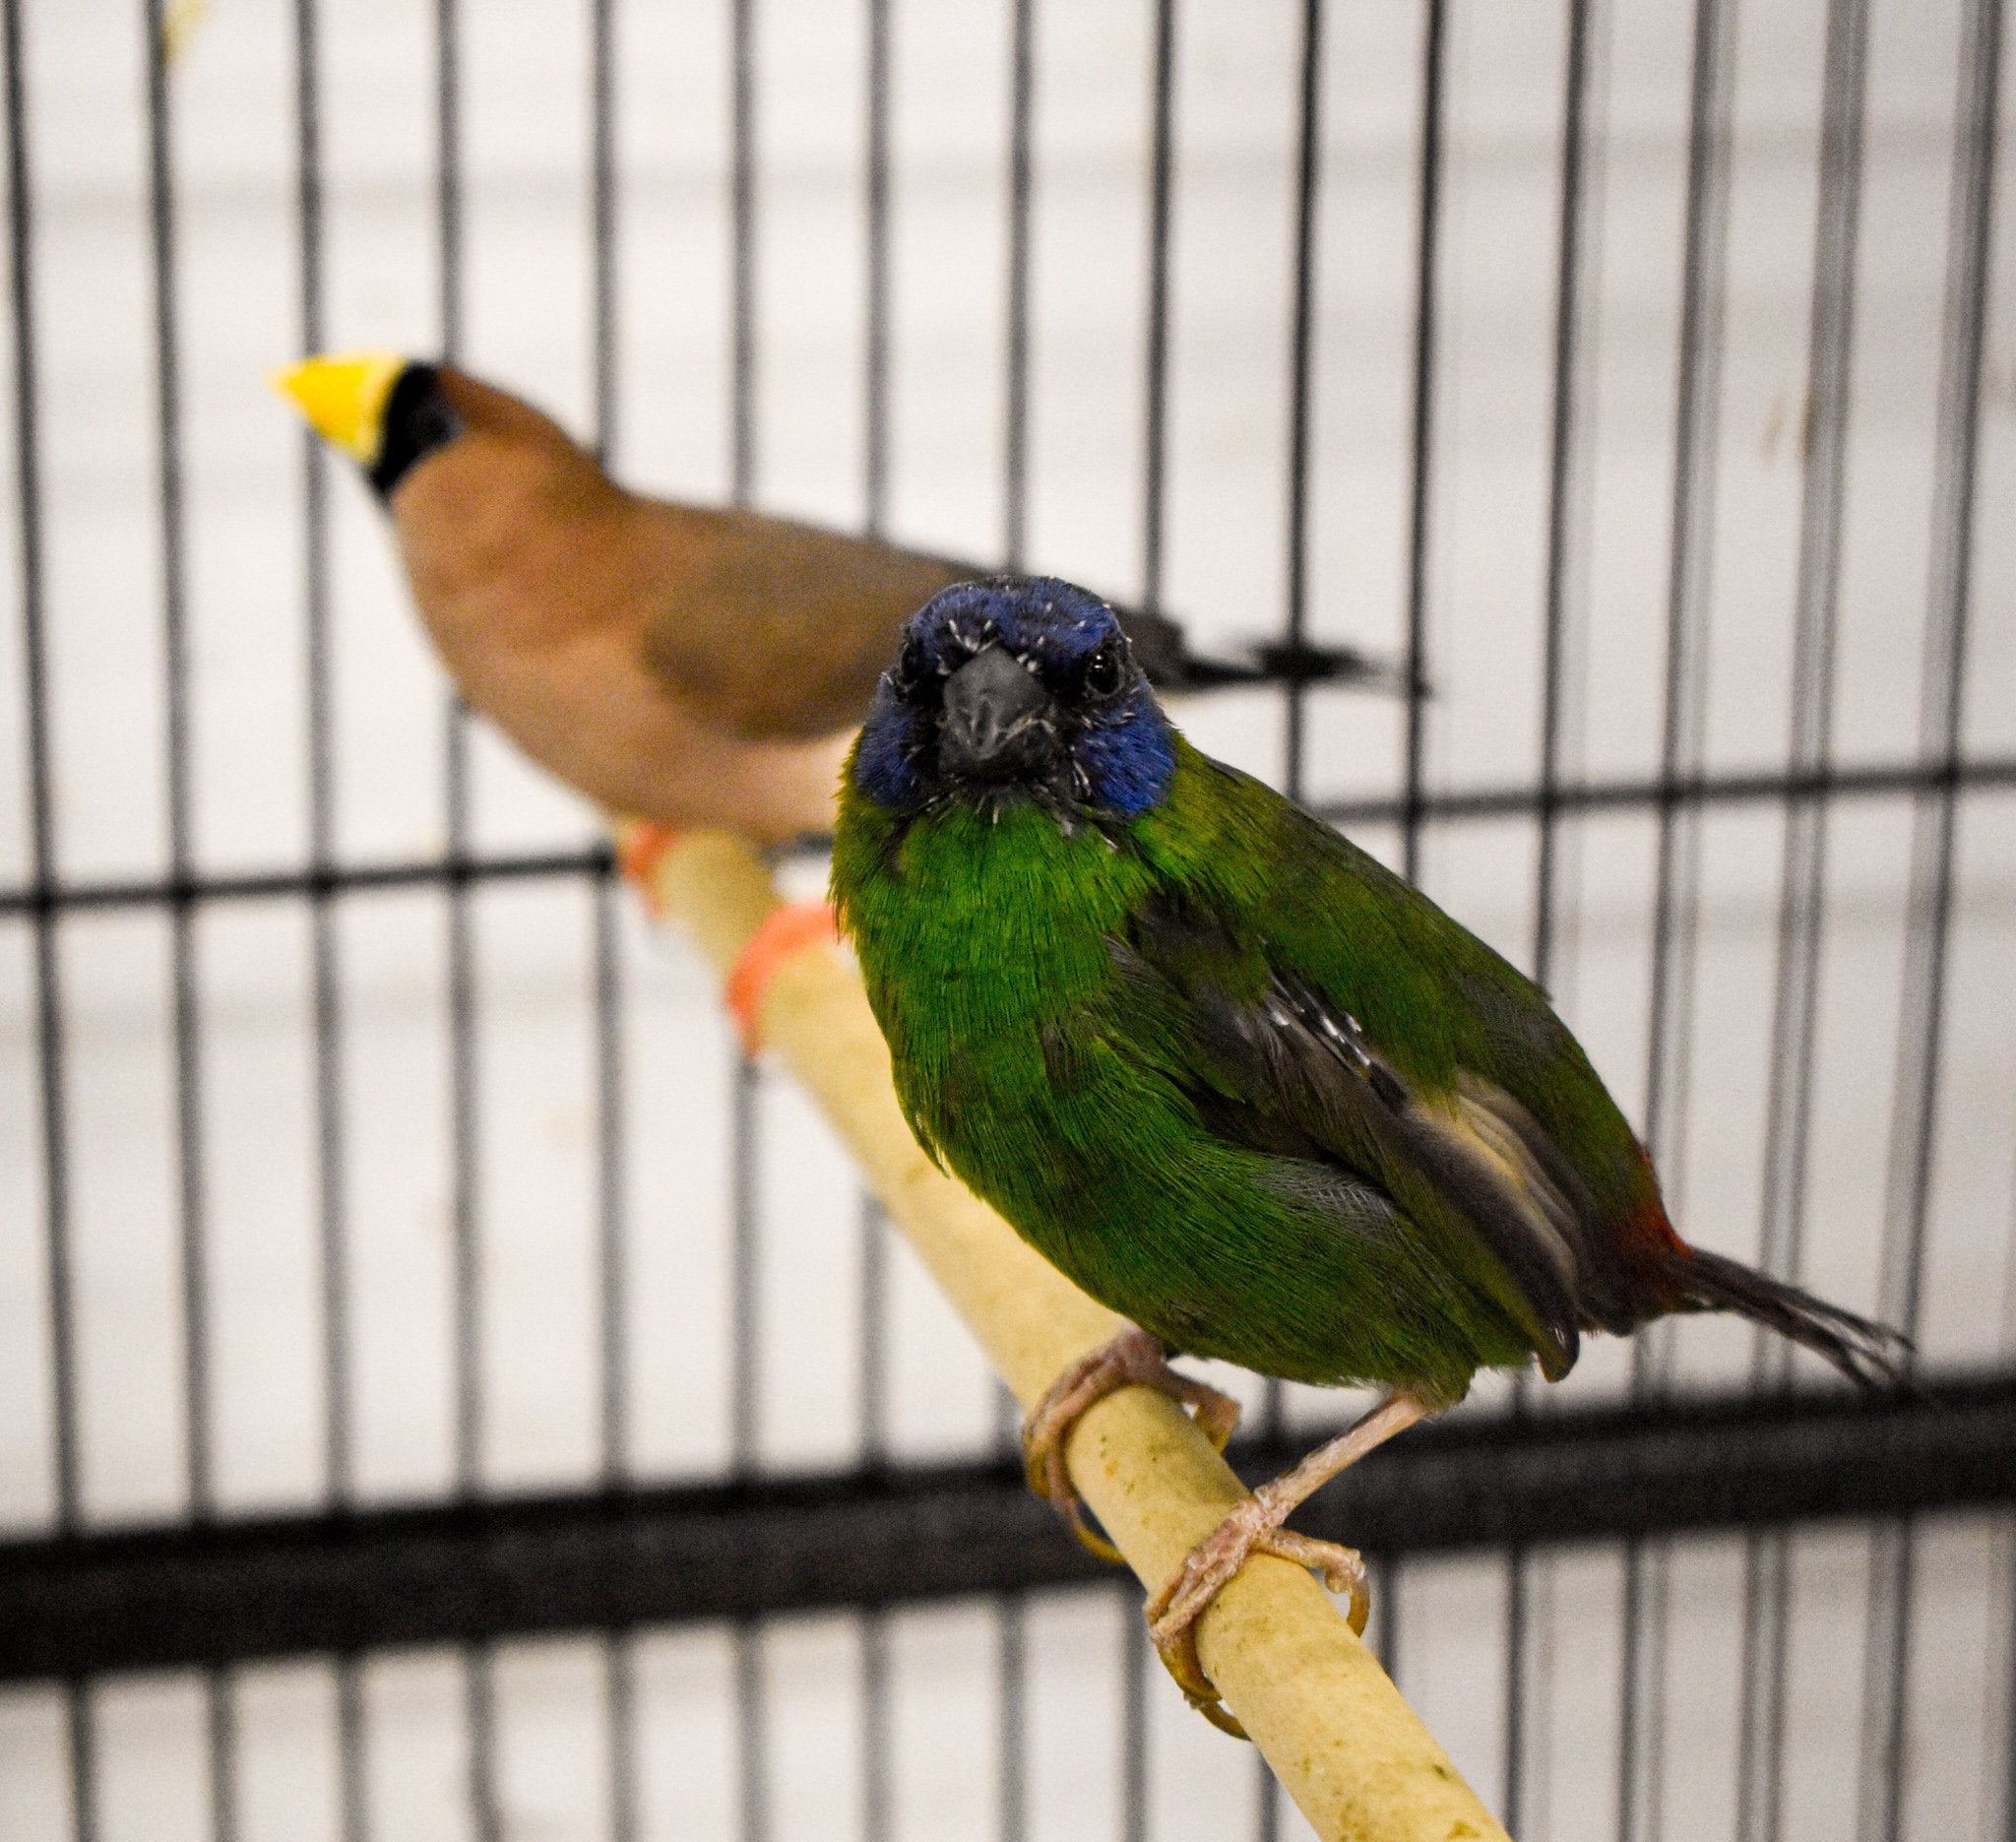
[[624, 823, 1510, 1842]]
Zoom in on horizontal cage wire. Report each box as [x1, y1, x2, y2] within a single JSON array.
[[0, 1, 2012, 1841]]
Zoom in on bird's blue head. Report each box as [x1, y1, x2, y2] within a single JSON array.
[[850, 577, 1176, 821]]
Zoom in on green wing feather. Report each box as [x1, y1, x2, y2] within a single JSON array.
[[1123, 745, 1676, 1359]]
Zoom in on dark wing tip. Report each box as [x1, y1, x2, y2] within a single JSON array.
[[1109, 603, 1419, 698], [1167, 638, 1420, 697]]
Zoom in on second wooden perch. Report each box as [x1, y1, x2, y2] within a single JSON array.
[[629, 825, 1510, 1842]]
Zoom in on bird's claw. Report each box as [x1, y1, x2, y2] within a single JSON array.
[[1144, 1493, 1369, 1740], [1034, 1428, 1124, 1565], [1022, 1327, 1240, 1565]]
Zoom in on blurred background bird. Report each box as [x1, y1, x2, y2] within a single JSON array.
[[832, 576, 1908, 1729], [275, 352, 1407, 845]]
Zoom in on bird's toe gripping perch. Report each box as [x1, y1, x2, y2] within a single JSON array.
[[1145, 1493, 1369, 1738], [1018, 1322, 1376, 1743], [1020, 1325, 1241, 1565], [1141, 1387, 1429, 1734]]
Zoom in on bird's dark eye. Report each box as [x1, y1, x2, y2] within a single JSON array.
[[890, 635, 931, 700], [1081, 638, 1125, 699]]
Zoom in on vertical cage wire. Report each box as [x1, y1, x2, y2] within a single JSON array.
[[139, 9, 243, 1842], [1860, 3, 2003, 1838], [994, 10, 1037, 1842], [0, 6, 96, 1840], [1614, 0, 1735, 1834], [1503, 1, 1595, 1826], [1737, 1, 1869, 1836]]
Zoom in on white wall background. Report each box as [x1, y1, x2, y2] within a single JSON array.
[[1, 0, 2014, 1838]]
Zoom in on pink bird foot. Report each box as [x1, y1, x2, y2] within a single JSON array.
[[1145, 1490, 1368, 1737], [1140, 1388, 1431, 1736], [1022, 1325, 1241, 1563]]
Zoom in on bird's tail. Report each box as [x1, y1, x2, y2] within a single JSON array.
[[1677, 1248, 1912, 1388], [1173, 639, 1422, 698]]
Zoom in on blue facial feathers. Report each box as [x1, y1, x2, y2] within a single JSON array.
[[852, 577, 1175, 818]]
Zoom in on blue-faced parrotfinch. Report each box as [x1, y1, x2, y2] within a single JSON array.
[[831, 576, 1906, 1732], [274, 354, 1405, 845]]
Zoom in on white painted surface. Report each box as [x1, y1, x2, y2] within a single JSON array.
[[2, 0, 2014, 1837]]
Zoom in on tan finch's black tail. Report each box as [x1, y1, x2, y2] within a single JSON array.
[[1678, 1248, 1912, 1388]]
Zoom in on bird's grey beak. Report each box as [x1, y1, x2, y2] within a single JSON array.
[[939, 643, 1055, 779]]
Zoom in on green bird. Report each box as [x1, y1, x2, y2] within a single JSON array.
[[831, 576, 1907, 1732]]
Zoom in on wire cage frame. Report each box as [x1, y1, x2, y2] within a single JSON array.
[[1, 1, 2012, 1840]]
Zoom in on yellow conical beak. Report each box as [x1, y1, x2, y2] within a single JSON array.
[[270, 350, 409, 468]]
